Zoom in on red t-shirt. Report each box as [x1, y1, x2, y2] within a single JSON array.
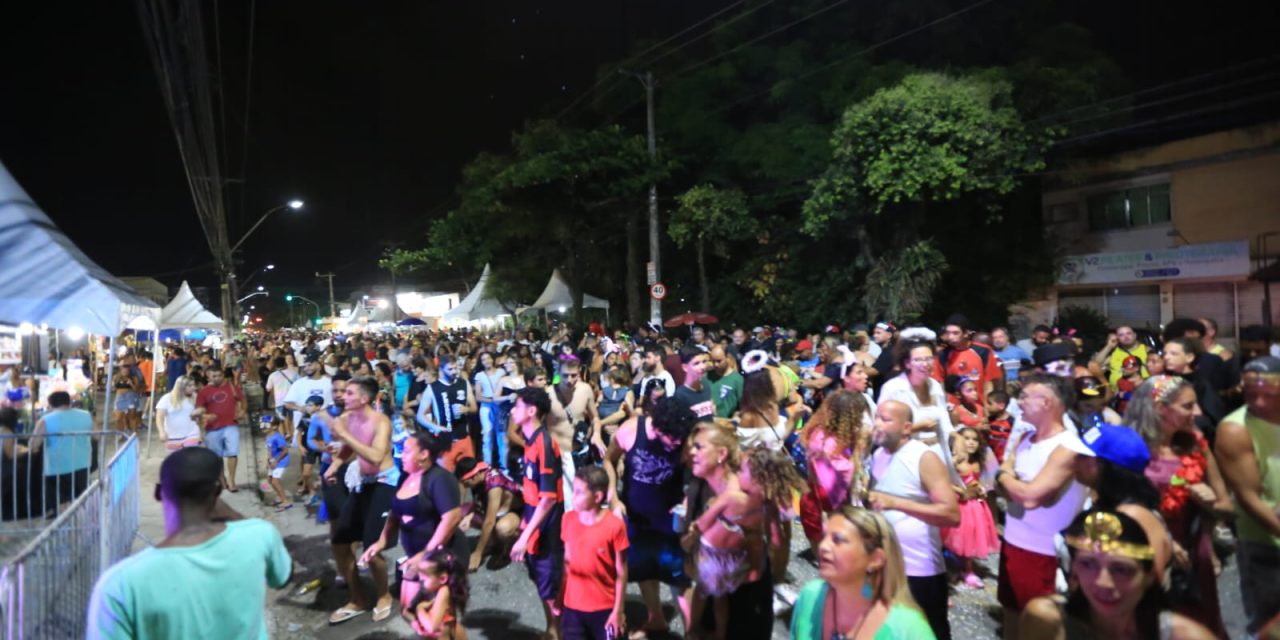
[[560, 510, 629, 612], [932, 343, 1002, 404], [196, 383, 243, 430]]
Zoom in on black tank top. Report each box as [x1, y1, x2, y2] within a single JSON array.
[[621, 417, 683, 535]]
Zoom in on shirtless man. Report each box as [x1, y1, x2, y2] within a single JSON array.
[[323, 376, 397, 625]]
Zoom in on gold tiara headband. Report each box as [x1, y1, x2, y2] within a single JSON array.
[[1065, 512, 1155, 560], [1148, 375, 1183, 404]]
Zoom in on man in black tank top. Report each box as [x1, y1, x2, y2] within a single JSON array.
[[416, 355, 476, 471], [603, 397, 698, 637]]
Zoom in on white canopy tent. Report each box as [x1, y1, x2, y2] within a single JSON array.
[[160, 280, 224, 330], [524, 268, 610, 323], [0, 159, 161, 430], [441, 264, 517, 324]]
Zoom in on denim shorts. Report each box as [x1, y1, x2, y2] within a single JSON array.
[[204, 427, 240, 457]]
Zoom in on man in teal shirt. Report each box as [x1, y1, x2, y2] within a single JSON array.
[[27, 391, 93, 511], [87, 447, 291, 639], [706, 345, 743, 418]]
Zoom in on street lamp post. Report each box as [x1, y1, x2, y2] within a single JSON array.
[[231, 201, 303, 253], [224, 200, 302, 336], [286, 295, 322, 328], [239, 263, 275, 289], [237, 287, 268, 304]]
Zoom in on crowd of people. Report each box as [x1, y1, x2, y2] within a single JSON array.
[[83, 314, 1280, 640]]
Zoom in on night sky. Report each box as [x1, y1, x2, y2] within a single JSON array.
[[2, 1, 1276, 317], [0, 1, 737, 311]]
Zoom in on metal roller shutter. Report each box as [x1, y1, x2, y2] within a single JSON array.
[[1173, 283, 1237, 339], [1238, 281, 1280, 329], [1105, 286, 1161, 331]]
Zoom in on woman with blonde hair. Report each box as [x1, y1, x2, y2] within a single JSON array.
[[791, 505, 934, 639], [685, 421, 775, 639], [800, 390, 873, 548], [1124, 374, 1232, 637], [156, 375, 203, 451]]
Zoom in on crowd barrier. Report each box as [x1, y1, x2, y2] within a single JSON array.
[[0, 432, 139, 640]]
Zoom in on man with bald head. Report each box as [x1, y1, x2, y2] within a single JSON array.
[[706, 344, 743, 418], [868, 399, 960, 640], [993, 373, 1090, 640]]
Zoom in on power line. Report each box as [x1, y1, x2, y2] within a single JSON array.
[[1029, 53, 1280, 126], [556, 1, 750, 119], [604, 0, 993, 127], [558, 1, 776, 123], [672, 0, 851, 77], [236, 0, 258, 234], [698, 0, 996, 121], [1054, 89, 1280, 147], [1045, 68, 1280, 131]]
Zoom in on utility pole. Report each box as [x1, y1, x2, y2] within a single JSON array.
[[316, 272, 337, 317], [622, 69, 663, 325]]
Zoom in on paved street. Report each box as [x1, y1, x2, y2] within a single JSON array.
[[134, 424, 1252, 639]]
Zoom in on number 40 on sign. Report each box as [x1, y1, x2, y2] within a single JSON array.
[[649, 282, 667, 300]]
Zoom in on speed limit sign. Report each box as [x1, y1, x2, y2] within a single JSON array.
[[649, 282, 667, 300]]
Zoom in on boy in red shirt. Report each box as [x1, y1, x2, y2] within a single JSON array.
[[561, 465, 629, 640]]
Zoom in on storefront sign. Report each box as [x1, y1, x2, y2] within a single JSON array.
[[1058, 240, 1250, 285]]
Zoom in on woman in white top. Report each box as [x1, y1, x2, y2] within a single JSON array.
[[877, 333, 957, 479], [265, 356, 299, 428], [734, 368, 806, 451], [156, 375, 203, 451]]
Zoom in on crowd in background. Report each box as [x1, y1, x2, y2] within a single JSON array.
[[82, 315, 1280, 640]]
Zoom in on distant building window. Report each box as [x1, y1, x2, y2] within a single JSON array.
[[1087, 184, 1171, 231]]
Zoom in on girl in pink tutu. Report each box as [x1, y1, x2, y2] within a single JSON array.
[[942, 427, 1000, 589]]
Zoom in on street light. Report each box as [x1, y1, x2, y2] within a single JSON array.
[[238, 290, 269, 304], [240, 263, 276, 289], [231, 200, 305, 252]]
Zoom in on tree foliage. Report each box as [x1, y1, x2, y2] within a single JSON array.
[[803, 71, 1051, 235], [388, 121, 664, 322], [388, 3, 1130, 329]]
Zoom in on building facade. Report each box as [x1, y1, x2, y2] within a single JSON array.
[[1012, 122, 1280, 345]]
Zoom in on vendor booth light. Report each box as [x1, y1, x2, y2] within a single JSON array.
[[377, 300, 389, 309], [66, 326, 85, 341], [182, 329, 191, 336], [256, 285, 264, 291], [558, 306, 566, 313], [17, 322, 34, 335]]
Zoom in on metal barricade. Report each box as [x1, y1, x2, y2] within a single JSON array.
[[1, 432, 127, 532], [0, 433, 138, 640]]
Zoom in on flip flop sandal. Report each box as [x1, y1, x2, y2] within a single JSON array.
[[275, 503, 293, 513], [328, 606, 367, 626], [372, 604, 394, 622]]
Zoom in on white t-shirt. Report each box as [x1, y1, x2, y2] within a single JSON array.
[[870, 439, 945, 577], [265, 369, 299, 406], [735, 414, 787, 451], [877, 373, 958, 481], [639, 370, 676, 398], [156, 394, 200, 442], [282, 375, 333, 426], [1004, 426, 1089, 556]]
